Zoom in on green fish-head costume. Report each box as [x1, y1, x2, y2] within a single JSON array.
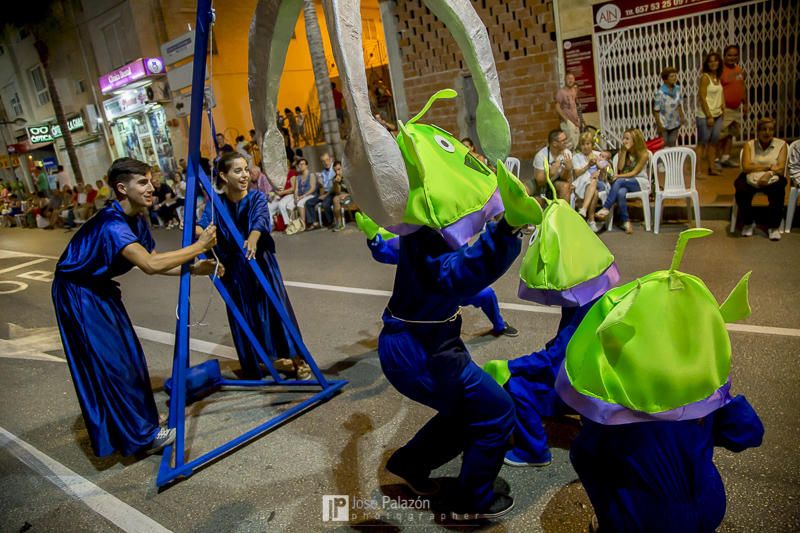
[[517, 175, 619, 306], [556, 229, 752, 425], [391, 89, 506, 248]]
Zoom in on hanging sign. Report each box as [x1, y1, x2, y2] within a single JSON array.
[[99, 57, 165, 94], [161, 31, 196, 65], [562, 36, 598, 114], [26, 116, 85, 144], [103, 87, 149, 121], [593, 0, 747, 32]]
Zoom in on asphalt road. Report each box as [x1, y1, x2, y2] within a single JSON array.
[[0, 219, 798, 533]]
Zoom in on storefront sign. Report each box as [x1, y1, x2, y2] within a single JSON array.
[[26, 116, 85, 144], [161, 31, 196, 65], [103, 87, 149, 121], [593, 0, 746, 32], [99, 57, 165, 94], [562, 36, 598, 114]]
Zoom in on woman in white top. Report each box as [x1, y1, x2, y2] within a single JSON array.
[[734, 117, 787, 241], [695, 52, 725, 176], [595, 128, 650, 234], [572, 131, 611, 232]]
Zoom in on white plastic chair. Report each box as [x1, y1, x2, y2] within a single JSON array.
[[504, 156, 521, 178], [784, 140, 800, 233], [604, 151, 652, 232], [652, 147, 700, 234], [316, 202, 345, 227]]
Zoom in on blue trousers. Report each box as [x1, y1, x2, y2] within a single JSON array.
[[461, 287, 505, 333], [603, 178, 642, 222], [379, 315, 515, 509]]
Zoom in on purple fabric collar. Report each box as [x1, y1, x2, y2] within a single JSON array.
[[555, 361, 732, 425], [517, 262, 620, 307], [386, 189, 504, 249]]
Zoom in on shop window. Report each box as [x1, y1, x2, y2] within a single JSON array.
[[29, 65, 50, 106], [76, 79, 87, 94], [101, 22, 125, 69], [10, 91, 23, 117]]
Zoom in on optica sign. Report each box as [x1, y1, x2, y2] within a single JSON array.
[[26, 116, 85, 144]]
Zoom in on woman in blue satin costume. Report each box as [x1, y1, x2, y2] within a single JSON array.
[[52, 158, 219, 457], [379, 219, 521, 518], [365, 233, 516, 336], [197, 152, 306, 379]]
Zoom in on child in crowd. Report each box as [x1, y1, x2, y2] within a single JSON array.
[[571, 132, 612, 232]]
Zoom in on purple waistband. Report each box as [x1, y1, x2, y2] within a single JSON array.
[[555, 362, 732, 425], [387, 189, 504, 249], [517, 262, 620, 307]]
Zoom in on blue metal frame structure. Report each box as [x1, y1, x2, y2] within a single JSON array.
[[157, 0, 346, 487]]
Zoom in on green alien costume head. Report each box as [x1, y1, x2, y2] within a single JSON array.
[[556, 229, 752, 425], [389, 89, 506, 248], [517, 176, 619, 306]]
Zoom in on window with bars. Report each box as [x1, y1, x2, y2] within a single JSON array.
[[29, 65, 50, 106]]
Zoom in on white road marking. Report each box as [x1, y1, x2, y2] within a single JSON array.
[[1, 249, 799, 339], [0, 426, 172, 533], [0, 258, 48, 274], [133, 326, 237, 360]]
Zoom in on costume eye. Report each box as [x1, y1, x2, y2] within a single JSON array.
[[434, 135, 455, 153]]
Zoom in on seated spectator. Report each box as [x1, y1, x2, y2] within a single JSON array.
[[595, 128, 650, 234], [236, 135, 254, 167], [734, 117, 788, 241], [331, 160, 354, 231], [461, 137, 488, 165], [2, 194, 22, 227], [248, 165, 271, 196], [94, 179, 111, 209], [533, 129, 574, 201], [268, 168, 297, 229], [306, 152, 336, 229], [572, 132, 612, 232], [789, 138, 800, 188], [170, 172, 186, 228], [292, 158, 316, 232], [150, 173, 177, 227], [75, 184, 98, 221]]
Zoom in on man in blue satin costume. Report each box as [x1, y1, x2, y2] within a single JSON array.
[[52, 158, 219, 457], [356, 213, 518, 338], [197, 152, 307, 379]]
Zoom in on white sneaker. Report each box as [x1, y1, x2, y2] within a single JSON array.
[[589, 221, 599, 232], [578, 207, 587, 218], [741, 223, 756, 237], [768, 228, 781, 241]]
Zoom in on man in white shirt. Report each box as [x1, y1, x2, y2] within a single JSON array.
[[532, 129, 573, 201], [55, 165, 73, 191]]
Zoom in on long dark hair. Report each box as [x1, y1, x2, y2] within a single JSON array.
[[701, 51, 723, 78]]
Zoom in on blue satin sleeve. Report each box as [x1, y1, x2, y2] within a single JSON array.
[[198, 199, 212, 229], [712, 395, 764, 452], [425, 220, 521, 299], [367, 235, 400, 265], [248, 191, 271, 233]]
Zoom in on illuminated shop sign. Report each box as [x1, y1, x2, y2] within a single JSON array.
[[26, 116, 85, 144], [99, 57, 165, 94]]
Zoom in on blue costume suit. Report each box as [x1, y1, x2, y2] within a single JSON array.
[[199, 191, 301, 378], [378, 220, 521, 510], [52, 201, 160, 457], [367, 234, 507, 333], [572, 395, 764, 532], [501, 301, 593, 464]]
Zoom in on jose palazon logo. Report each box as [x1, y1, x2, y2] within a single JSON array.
[[322, 495, 349, 522]]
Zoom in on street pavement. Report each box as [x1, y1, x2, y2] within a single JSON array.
[[0, 219, 798, 533]]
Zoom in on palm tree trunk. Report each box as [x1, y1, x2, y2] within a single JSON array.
[[34, 38, 85, 185], [303, 0, 342, 159]]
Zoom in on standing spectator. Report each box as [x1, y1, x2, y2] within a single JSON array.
[[47, 168, 58, 193], [235, 135, 254, 166], [55, 165, 73, 191], [294, 106, 308, 146], [285, 108, 299, 148], [248, 129, 262, 167], [554, 72, 582, 151], [695, 51, 725, 176], [35, 164, 50, 196], [283, 129, 295, 163], [734, 117, 787, 241], [215, 133, 234, 154], [331, 82, 345, 124], [306, 152, 335, 228], [331, 160, 352, 231], [653, 67, 687, 147], [595, 128, 650, 234], [718, 45, 749, 168], [292, 158, 316, 232], [533, 129, 574, 201]]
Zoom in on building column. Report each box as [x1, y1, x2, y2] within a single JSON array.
[[378, 0, 409, 123]]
